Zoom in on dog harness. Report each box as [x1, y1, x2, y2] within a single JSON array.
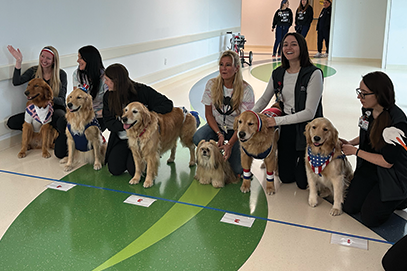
[[67, 117, 105, 152], [307, 147, 346, 176], [25, 102, 54, 133]]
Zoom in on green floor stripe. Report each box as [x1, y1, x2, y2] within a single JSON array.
[[251, 62, 336, 83], [94, 180, 219, 270]]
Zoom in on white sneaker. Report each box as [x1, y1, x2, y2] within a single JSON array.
[[321, 53, 328, 58], [314, 52, 322, 58]]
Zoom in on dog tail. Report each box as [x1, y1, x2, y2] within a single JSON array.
[[180, 106, 200, 128]]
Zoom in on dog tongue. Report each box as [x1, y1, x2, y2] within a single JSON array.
[[123, 123, 131, 130]]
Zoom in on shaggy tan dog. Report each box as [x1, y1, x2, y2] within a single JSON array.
[[195, 140, 238, 188], [60, 87, 106, 171], [18, 78, 58, 158], [305, 117, 353, 216], [122, 102, 197, 188], [234, 105, 280, 195]]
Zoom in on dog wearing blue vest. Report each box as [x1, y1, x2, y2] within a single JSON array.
[[234, 103, 282, 194], [304, 117, 353, 216], [60, 86, 106, 171]]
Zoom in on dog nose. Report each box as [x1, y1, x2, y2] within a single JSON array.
[[24, 91, 30, 96], [314, 136, 321, 142], [67, 102, 73, 109], [239, 131, 246, 138], [122, 117, 128, 123]]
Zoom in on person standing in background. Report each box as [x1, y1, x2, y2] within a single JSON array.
[[295, 0, 314, 38], [271, 0, 293, 58], [315, 0, 332, 58]]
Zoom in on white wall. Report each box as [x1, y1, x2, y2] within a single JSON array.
[[0, 0, 242, 142], [331, 0, 387, 60]]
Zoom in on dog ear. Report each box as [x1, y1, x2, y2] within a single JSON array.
[[331, 125, 339, 148], [44, 84, 53, 101], [197, 139, 205, 149], [141, 105, 151, 126], [304, 121, 312, 145], [209, 139, 217, 146], [233, 116, 240, 131]]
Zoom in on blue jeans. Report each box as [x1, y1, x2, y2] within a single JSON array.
[[296, 24, 310, 38], [273, 25, 290, 55], [193, 124, 242, 175]]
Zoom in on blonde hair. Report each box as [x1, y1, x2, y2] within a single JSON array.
[[211, 50, 245, 114], [35, 46, 61, 98]]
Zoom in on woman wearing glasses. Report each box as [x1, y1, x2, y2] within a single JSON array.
[[192, 50, 255, 177], [341, 71, 407, 227]]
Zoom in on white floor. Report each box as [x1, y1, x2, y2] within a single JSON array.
[[1, 52, 406, 270]]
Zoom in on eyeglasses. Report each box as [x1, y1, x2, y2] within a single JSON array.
[[356, 88, 375, 99]]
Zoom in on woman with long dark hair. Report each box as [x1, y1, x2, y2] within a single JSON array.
[[73, 45, 107, 131], [342, 71, 407, 227], [102, 63, 173, 176]]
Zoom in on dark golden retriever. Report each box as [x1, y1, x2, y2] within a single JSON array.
[[18, 78, 58, 158], [234, 104, 281, 195], [122, 102, 197, 188], [305, 117, 353, 216], [60, 87, 106, 171]]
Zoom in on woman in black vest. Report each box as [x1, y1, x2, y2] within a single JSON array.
[[253, 32, 323, 189], [342, 71, 407, 227]]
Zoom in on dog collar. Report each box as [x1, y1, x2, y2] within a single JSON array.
[[138, 125, 148, 137], [242, 145, 272, 160], [247, 110, 262, 132]]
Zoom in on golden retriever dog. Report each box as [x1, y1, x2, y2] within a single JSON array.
[[195, 140, 238, 188], [60, 87, 106, 171], [305, 117, 353, 216], [234, 104, 281, 195], [18, 78, 58, 158], [122, 102, 197, 188]]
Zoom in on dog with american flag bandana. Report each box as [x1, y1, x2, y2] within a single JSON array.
[[304, 117, 353, 216]]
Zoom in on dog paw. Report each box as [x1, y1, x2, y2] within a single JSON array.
[[330, 208, 343, 216], [17, 152, 27, 158], [143, 179, 154, 188], [266, 182, 275, 195], [240, 180, 251, 193], [93, 162, 102, 170], [212, 181, 225, 188], [308, 198, 318, 208], [189, 161, 196, 167], [129, 177, 141, 185], [59, 157, 68, 164], [64, 165, 73, 172], [42, 151, 51, 159], [167, 158, 175, 164]]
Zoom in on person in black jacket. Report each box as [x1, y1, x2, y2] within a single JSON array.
[[342, 71, 407, 227], [103, 63, 173, 177], [315, 0, 332, 58], [253, 33, 323, 189], [295, 0, 314, 38], [271, 0, 293, 57]]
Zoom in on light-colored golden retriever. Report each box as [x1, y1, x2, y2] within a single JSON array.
[[234, 106, 280, 194], [195, 140, 238, 188], [305, 117, 353, 216], [122, 102, 197, 188], [60, 87, 106, 171], [18, 78, 58, 158]]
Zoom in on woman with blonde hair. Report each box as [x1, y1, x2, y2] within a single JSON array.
[[193, 50, 255, 176], [7, 45, 67, 158]]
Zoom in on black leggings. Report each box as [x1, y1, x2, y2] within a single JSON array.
[[343, 166, 405, 227], [382, 234, 407, 270], [277, 124, 308, 189], [106, 139, 135, 177]]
